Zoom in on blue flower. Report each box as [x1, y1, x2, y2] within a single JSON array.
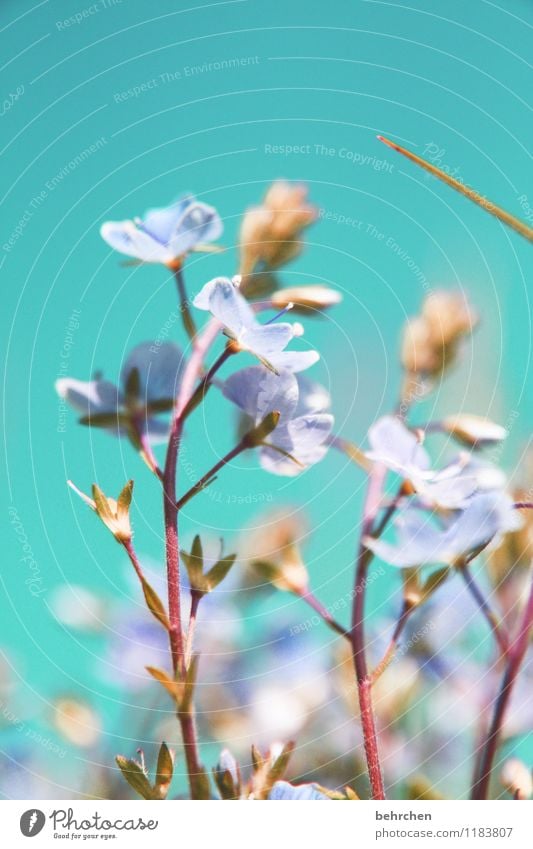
[[100, 195, 222, 264], [366, 415, 477, 509], [364, 490, 522, 568], [268, 780, 330, 800], [193, 277, 319, 373], [223, 366, 333, 475], [55, 342, 183, 443]]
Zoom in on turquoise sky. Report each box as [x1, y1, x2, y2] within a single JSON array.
[[1, 0, 532, 797]]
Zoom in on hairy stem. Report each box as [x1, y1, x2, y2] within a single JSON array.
[[351, 464, 387, 800], [163, 316, 222, 798]]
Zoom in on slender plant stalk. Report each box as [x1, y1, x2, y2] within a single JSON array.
[[351, 464, 387, 800], [177, 439, 249, 510], [370, 601, 413, 684], [471, 576, 533, 799], [298, 589, 350, 640], [162, 315, 222, 797], [377, 136, 533, 243], [460, 563, 509, 656], [172, 264, 198, 341], [137, 427, 164, 481], [123, 539, 148, 586]]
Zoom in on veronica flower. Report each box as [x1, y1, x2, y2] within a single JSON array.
[[223, 367, 333, 476], [100, 195, 222, 264], [364, 490, 522, 568], [55, 342, 183, 442], [366, 415, 477, 509], [193, 277, 319, 373]]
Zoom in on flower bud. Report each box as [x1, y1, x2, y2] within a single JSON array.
[[68, 480, 133, 543], [241, 508, 309, 594], [401, 290, 478, 378], [243, 411, 281, 447], [239, 181, 316, 276], [271, 285, 342, 313], [441, 414, 507, 447], [500, 758, 532, 800]]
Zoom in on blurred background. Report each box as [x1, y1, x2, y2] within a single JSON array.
[[1, 0, 532, 799]]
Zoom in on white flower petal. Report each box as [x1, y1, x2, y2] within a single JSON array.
[[100, 220, 173, 263]]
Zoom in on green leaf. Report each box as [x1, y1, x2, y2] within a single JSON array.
[[251, 744, 264, 773], [124, 367, 141, 405], [205, 554, 237, 591], [191, 535, 203, 569], [258, 440, 303, 467], [146, 397, 175, 413], [244, 411, 281, 446], [115, 756, 155, 800], [140, 577, 170, 630], [180, 655, 199, 714], [79, 412, 130, 428], [421, 567, 450, 602], [91, 484, 113, 521], [154, 742, 174, 798], [251, 559, 283, 584], [145, 666, 182, 703], [267, 741, 295, 784], [117, 480, 134, 522]]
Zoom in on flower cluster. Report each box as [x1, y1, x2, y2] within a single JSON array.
[[51, 183, 533, 804]]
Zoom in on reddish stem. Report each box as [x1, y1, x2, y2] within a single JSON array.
[[460, 563, 509, 656], [176, 438, 248, 510], [298, 589, 350, 640], [471, 577, 533, 799], [351, 464, 387, 800], [162, 316, 222, 797]]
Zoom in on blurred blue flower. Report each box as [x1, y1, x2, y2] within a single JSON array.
[[193, 277, 319, 372], [365, 490, 522, 568], [223, 367, 333, 475], [366, 415, 478, 509], [100, 195, 222, 264], [55, 342, 183, 442], [268, 780, 330, 800]]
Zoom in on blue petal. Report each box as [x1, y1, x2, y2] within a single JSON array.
[[367, 416, 430, 473], [142, 196, 193, 243], [414, 471, 477, 510], [100, 220, 173, 263], [168, 200, 222, 256], [443, 491, 522, 554], [365, 509, 445, 567], [366, 491, 522, 568], [268, 349, 320, 373], [268, 781, 330, 800], [288, 413, 334, 460], [223, 367, 298, 422], [55, 378, 121, 416], [295, 374, 331, 415], [239, 323, 294, 359], [120, 342, 184, 403], [139, 417, 172, 445], [260, 414, 333, 476], [193, 278, 255, 333]]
